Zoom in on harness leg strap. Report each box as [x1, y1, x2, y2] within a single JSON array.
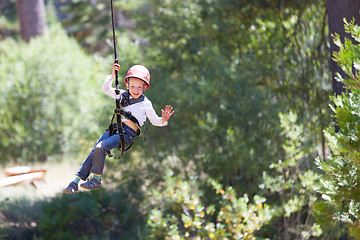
[[106, 150, 113, 157]]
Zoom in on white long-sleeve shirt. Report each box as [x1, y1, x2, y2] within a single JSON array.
[[102, 75, 167, 127]]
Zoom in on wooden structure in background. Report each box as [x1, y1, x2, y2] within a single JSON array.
[[0, 166, 46, 188]]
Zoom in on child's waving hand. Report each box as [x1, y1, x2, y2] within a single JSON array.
[[161, 105, 174, 123]]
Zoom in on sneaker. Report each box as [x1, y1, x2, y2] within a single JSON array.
[[80, 178, 101, 190], [64, 182, 78, 194]]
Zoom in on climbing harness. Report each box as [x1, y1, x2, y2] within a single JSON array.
[[108, 91, 143, 140], [106, 90, 146, 158]]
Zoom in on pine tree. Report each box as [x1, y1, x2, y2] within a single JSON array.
[[316, 18, 360, 238]]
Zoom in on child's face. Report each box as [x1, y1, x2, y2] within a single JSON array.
[[126, 77, 146, 98]]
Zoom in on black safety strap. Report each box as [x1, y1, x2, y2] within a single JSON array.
[[110, 0, 117, 60], [105, 102, 126, 159], [116, 98, 126, 159], [121, 90, 145, 107]]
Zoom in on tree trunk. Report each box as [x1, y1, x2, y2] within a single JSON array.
[[16, 0, 47, 42], [326, 0, 360, 95]]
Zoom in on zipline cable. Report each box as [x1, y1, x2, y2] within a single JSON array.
[[110, 0, 119, 91], [109, 0, 126, 159]]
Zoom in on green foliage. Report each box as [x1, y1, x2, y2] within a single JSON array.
[[129, 0, 283, 195], [0, 0, 19, 40], [0, 197, 42, 239], [260, 111, 322, 239], [316, 19, 360, 238], [0, 25, 106, 163], [56, 0, 331, 201], [146, 171, 272, 239], [0, 1, 338, 239], [36, 189, 146, 240], [332, 18, 360, 90], [0, 23, 146, 163], [60, 0, 112, 54], [60, 0, 146, 55], [125, 0, 331, 203], [243, 2, 331, 165]]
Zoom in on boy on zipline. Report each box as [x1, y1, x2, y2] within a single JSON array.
[[64, 62, 174, 194]]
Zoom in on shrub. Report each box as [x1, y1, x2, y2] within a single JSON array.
[[0, 197, 43, 240], [146, 171, 272, 239], [0, 24, 109, 163], [37, 189, 146, 240]]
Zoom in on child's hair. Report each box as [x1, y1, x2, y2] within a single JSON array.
[[126, 77, 147, 88]]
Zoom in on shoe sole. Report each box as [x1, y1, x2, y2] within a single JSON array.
[[64, 187, 78, 194], [80, 184, 101, 190], [64, 189, 76, 194]]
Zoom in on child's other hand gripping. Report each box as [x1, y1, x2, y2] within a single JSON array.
[[111, 63, 120, 79], [161, 105, 174, 123]]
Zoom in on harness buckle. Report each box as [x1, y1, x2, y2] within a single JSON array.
[[114, 108, 121, 114], [122, 111, 132, 119]]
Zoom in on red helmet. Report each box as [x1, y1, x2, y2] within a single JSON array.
[[124, 65, 150, 89]]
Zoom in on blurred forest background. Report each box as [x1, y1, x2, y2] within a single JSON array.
[[1, 0, 360, 239]]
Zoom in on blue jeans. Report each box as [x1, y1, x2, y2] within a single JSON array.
[[76, 124, 136, 180]]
